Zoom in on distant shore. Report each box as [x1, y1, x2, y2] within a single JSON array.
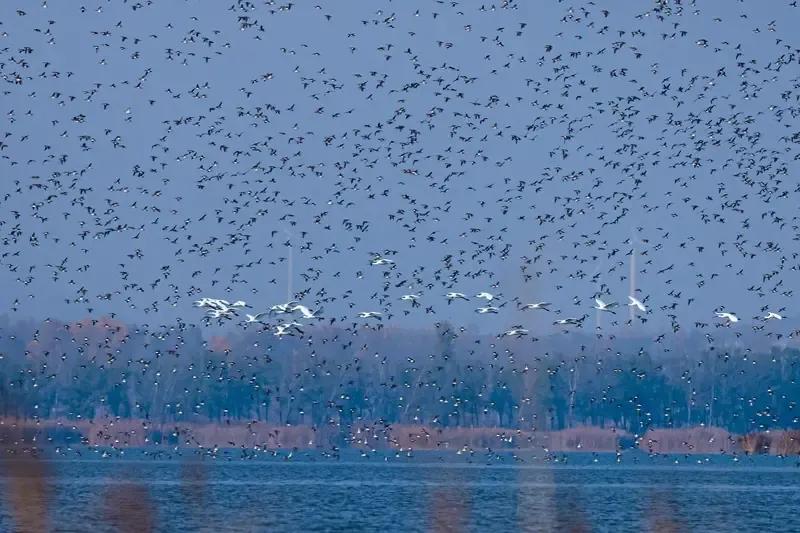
[[1, 419, 797, 456]]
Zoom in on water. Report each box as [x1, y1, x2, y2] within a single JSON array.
[[1, 450, 799, 532]]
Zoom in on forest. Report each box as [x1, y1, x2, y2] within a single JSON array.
[[0, 315, 798, 439]]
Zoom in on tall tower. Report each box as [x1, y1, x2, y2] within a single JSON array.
[[285, 228, 293, 302], [629, 245, 636, 322], [287, 243, 293, 301]]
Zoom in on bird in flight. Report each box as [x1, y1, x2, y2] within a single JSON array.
[[594, 298, 618, 314], [628, 296, 647, 313]]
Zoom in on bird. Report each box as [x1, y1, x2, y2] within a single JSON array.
[[554, 315, 587, 326], [715, 312, 739, 324], [357, 311, 382, 319], [628, 296, 647, 312], [500, 326, 528, 337], [594, 298, 618, 313], [269, 301, 298, 315], [208, 308, 236, 320], [369, 255, 395, 266], [274, 322, 303, 337], [475, 306, 499, 314], [244, 313, 267, 323], [290, 304, 322, 319], [475, 292, 495, 301], [764, 311, 783, 320], [446, 292, 469, 302], [520, 302, 551, 311]]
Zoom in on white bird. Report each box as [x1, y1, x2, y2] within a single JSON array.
[[446, 292, 469, 301], [230, 300, 248, 308], [594, 297, 618, 313], [274, 322, 303, 337], [475, 292, 495, 301], [520, 302, 550, 311], [400, 294, 421, 307], [764, 311, 783, 320], [290, 304, 321, 319], [269, 300, 297, 315], [475, 306, 499, 314], [245, 313, 267, 323], [554, 315, 586, 326], [627, 296, 647, 312], [207, 308, 235, 319], [500, 326, 528, 337], [358, 311, 382, 319], [715, 312, 739, 324], [195, 298, 230, 310], [370, 256, 394, 266]]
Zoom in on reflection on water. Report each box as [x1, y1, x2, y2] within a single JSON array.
[[644, 490, 684, 533], [103, 480, 155, 533], [1, 450, 800, 532]]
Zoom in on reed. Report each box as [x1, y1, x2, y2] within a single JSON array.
[[738, 432, 772, 455], [639, 427, 736, 454], [768, 430, 800, 456]]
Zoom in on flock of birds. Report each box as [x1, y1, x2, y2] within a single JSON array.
[[1, 0, 800, 353], [195, 265, 787, 339]]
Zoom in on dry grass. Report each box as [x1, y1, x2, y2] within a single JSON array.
[[350, 424, 625, 452], [639, 427, 736, 454], [10, 417, 800, 458], [542, 426, 623, 452], [738, 432, 772, 455], [0, 417, 323, 450], [767, 430, 800, 456]]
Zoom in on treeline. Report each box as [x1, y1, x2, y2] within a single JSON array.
[[0, 315, 798, 437]]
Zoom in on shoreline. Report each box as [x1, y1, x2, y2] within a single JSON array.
[[1, 419, 797, 456]]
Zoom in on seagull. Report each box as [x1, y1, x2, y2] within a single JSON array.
[[269, 300, 298, 315], [594, 297, 618, 313], [554, 315, 587, 326], [290, 304, 322, 319], [357, 311, 382, 319], [274, 322, 303, 337], [475, 306, 499, 314], [370, 256, 395, 266], [208, 308, 235, 320], [627, 296, 647, 312], [195, 298, 230, 310], [520, 302, 551, 311], [446, 292, 469, 302], [715, 311, 739, 324], [245, 313, 267, 323], [764, 311, 783, 320], [500, 326, 528, 337], [475, 292, 495, 301], [400, 294, 421, 307]]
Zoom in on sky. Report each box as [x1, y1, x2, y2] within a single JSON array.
[[1, 0, 799, 337]]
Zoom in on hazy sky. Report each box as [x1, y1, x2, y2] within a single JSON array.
[[1, 0, 799, 335]]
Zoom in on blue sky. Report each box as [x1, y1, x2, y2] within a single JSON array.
[[1, 0, 798, 336]]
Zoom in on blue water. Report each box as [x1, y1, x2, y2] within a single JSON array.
[[1, 450, 799, 532]]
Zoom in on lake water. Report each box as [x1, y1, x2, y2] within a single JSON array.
[[1, 450, 799, 532]]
